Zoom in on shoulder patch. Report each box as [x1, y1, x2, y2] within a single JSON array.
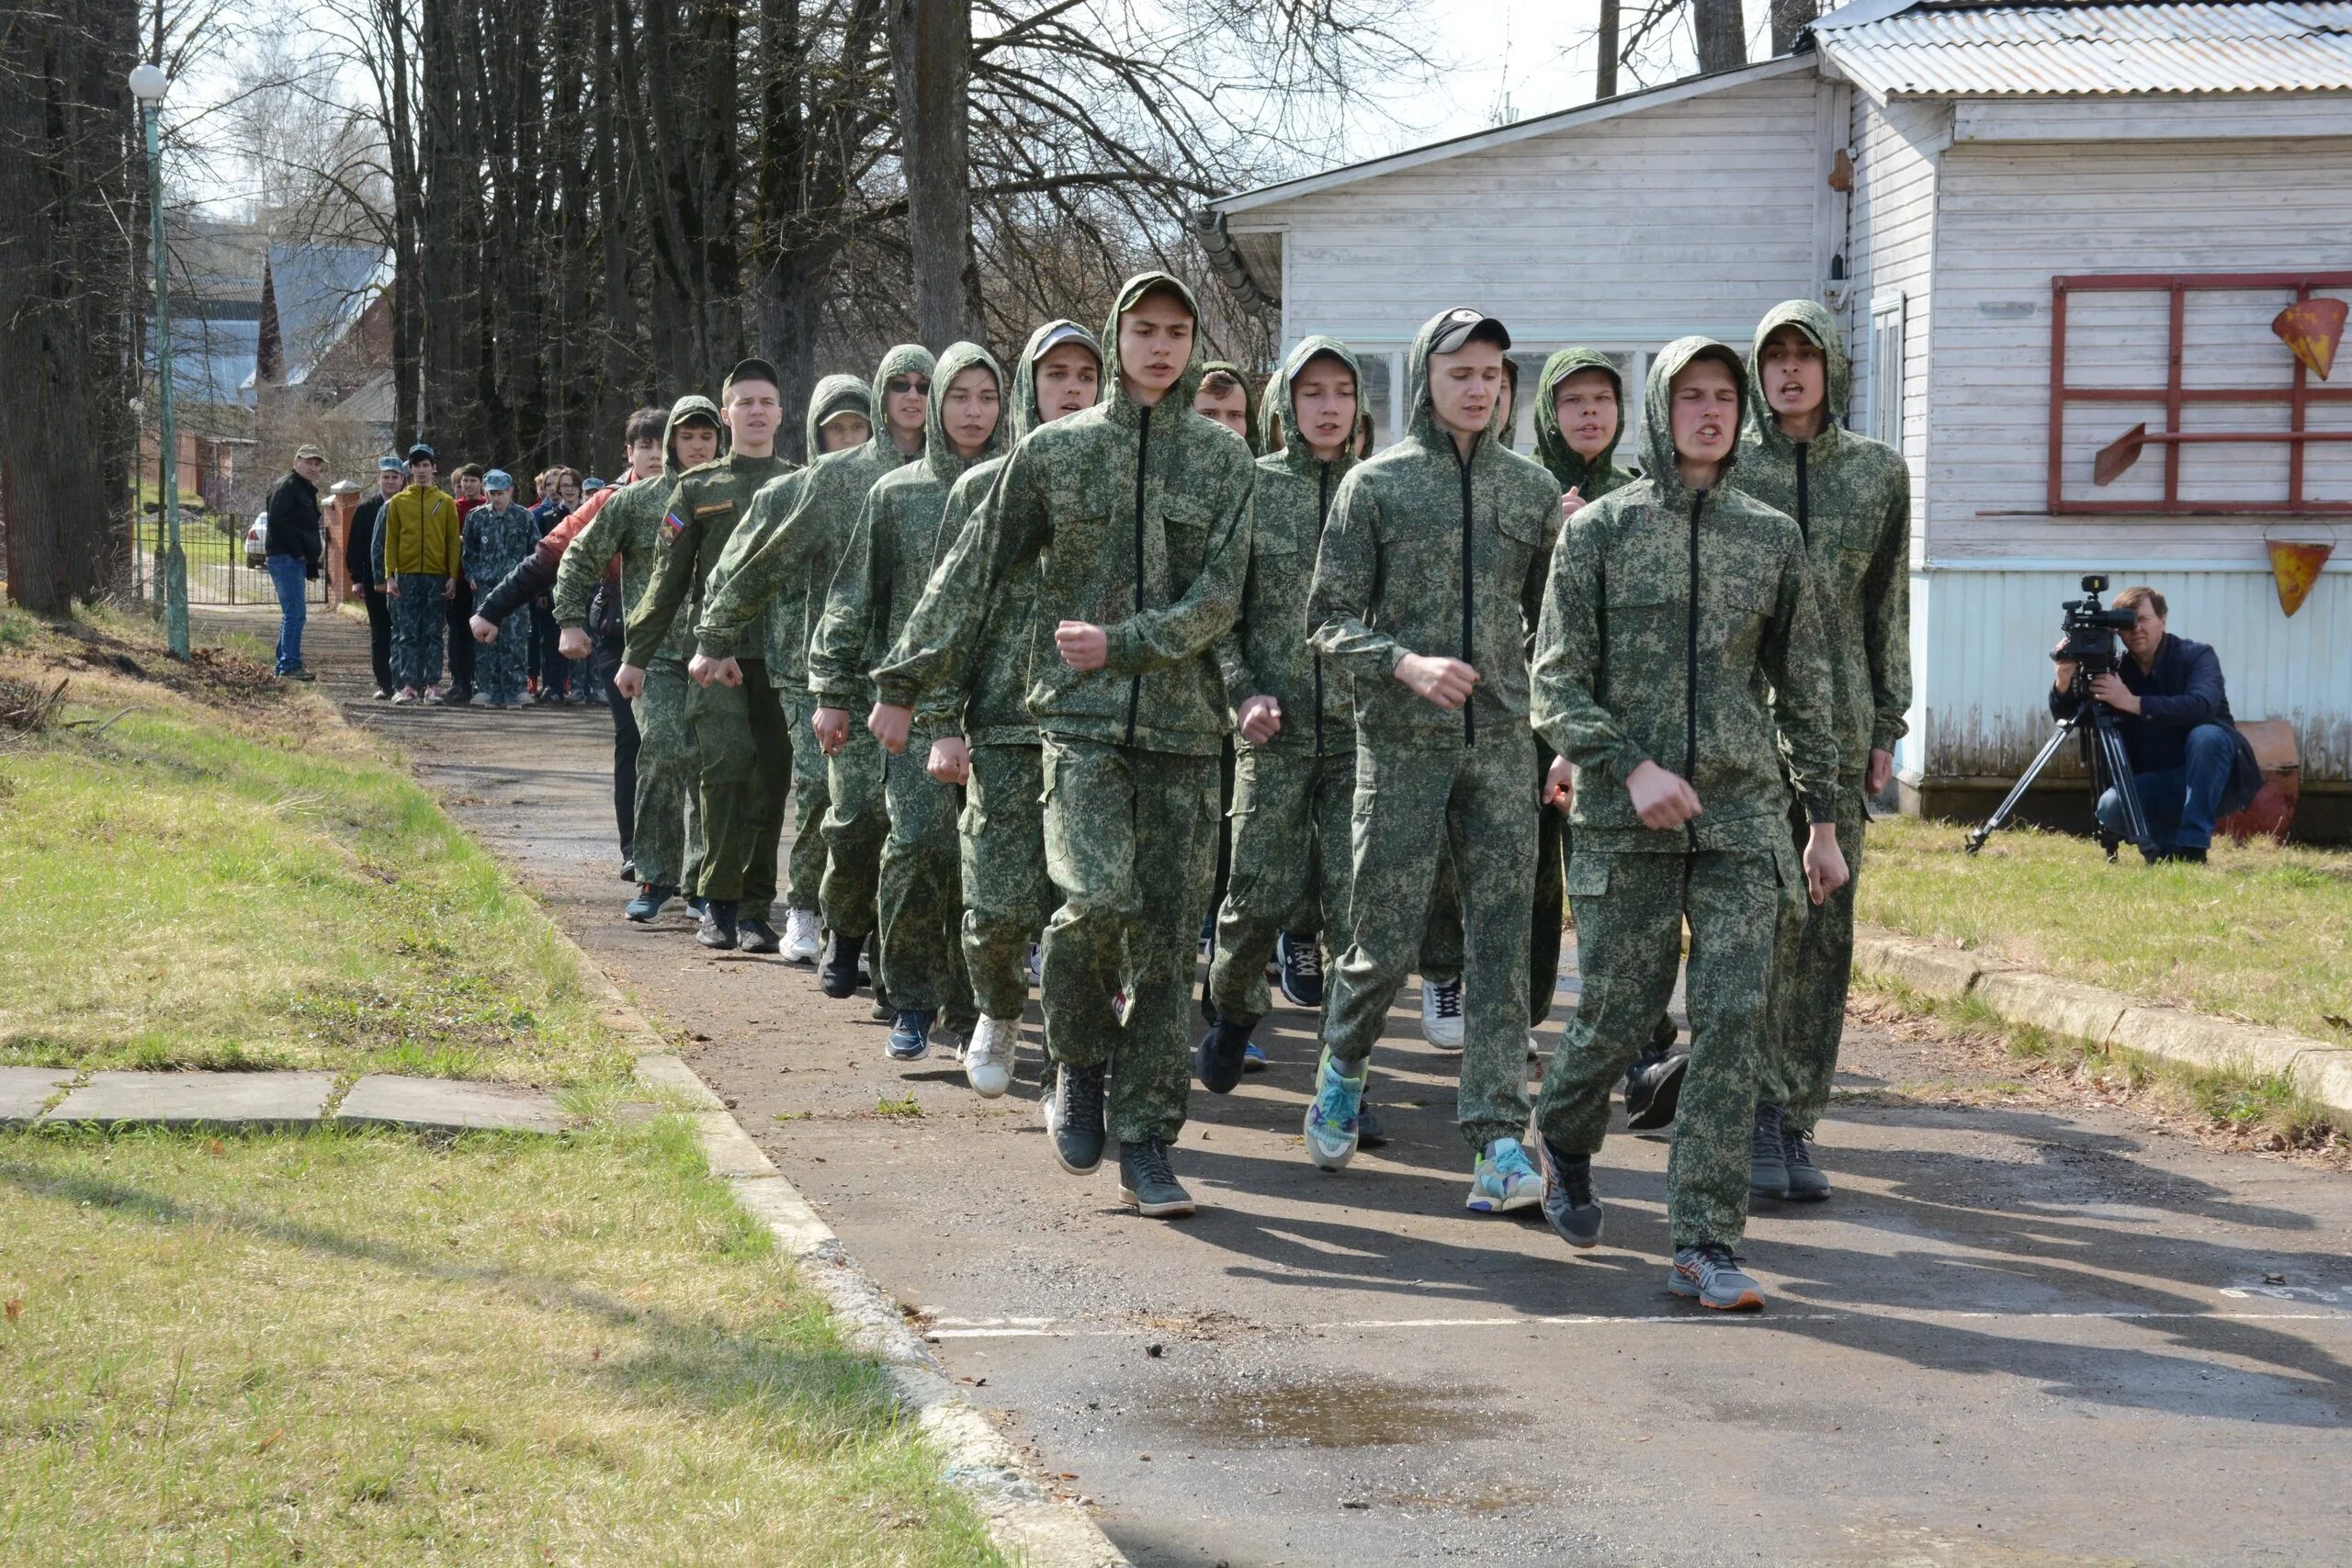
[[663, 510, 688, 538]]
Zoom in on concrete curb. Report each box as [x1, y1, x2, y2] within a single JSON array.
[[1851, 927, 2352, 1122]]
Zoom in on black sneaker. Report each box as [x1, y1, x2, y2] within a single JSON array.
[[1783, 1125, 1831, 1202], [1275, 932, 1324, 1008], [1750, 1102, 1790, 1201], [1623, 1049, 1689, 1131], [1118, 1139, 1195, 1217], [1193, 1016, 1256, 1094], [736, 916, 780, 954], [1357, 1102, 1389, 1149], [1049, 1063, 1108, 1175], [696, 899, 739, 950], [1537, 1137, 1604, 1249], [820, 931, 865, 998]]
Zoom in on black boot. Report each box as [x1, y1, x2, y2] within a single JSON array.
[[695, 899, 739, 951], [820, 931, 865, 998], [1193, 1016, 1257, 1094], [736, 915, 780, 954], [1118, 1138, 1195, 1217]]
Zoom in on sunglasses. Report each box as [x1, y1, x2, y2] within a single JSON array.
[[887, 377, 931, 396]]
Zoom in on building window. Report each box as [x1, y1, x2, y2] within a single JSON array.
[[1870, 292, 1905, 450]]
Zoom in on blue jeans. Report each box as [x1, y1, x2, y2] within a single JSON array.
[[266, 553, 309, 674], [2098, 722, 2236, 853]]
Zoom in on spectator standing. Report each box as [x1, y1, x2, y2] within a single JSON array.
[[529, 468, 582, 703], [378, 444, 461, 703], [348, 457, 403, 697], [444, 463, 485, 705], [263, 443, 327, 681], [461, 469, 537, 706]]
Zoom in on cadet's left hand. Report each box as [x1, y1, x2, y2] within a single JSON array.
[[1803, 822, 1849, 907], [558, 627, 593, 660], [1238, 694, 1283, 745], [469, 615, 499, 645], [1056, 621, 1109, 671], [690, 653, 742, 688], [2088, 671, 2141, 715], [1559, 486, 1586, 522], [1866, 748, 1894, 796], [442, 579, 458, 601], [928, 736, 970, 784], [811, 706, 851, 755], [868, 702, 913, 754], [1543, 755, 1575, 813]]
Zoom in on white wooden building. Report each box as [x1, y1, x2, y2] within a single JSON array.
[[1202, 0, 2352, 835]]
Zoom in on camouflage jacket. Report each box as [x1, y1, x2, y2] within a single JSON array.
[[459, 502, 536, 592], [620, 446, 793, 668], [556, 394, 718, 662], [1737, 298, 1912, 775], [1306, 309, 1562, 748], [1532, 336, 1839, 852]]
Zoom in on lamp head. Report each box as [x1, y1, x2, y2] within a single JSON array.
[[129, 63, 167, 103]]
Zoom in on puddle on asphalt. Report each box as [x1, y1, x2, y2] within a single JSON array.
[[1156, 1377, 1489, 1449]]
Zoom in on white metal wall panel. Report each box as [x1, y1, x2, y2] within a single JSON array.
[[1846, 95, 1947, 557]]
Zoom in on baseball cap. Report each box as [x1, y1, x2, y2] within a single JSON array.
[[581, 477, 606, 493], [406, 443, 437, 463], [294, 443, 327, 461], [483, 468, 514, 492], [1030, 321, 1098, 364], [377, 455, 405, 473], [1427, 308, 1510, 355], [723, 356, 781, 396]]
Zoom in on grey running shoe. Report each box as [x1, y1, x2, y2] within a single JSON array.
[[1783, 1126, 1831, 1202], [1051, 1063, 1108, 1175], [1668, 1245, 1765, 1311], [735, 916, 780, 954], [1750, 1102, 1790, 1201], [1118, 1139, 1195, 1217], [695, 899, 739, 951], [1537, 1138, 1604, 1249]]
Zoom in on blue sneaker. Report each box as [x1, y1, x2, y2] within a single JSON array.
[[1242, 1041, 1268, 1073], [887, 1009, 934, 1062], [625, 883, 675, 922], [1302, 1048, 1364, 1171], [1466, 1136, 1543, 1214]]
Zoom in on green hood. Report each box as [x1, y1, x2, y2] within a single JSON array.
[[664, 394, 722, 477], [1639, 335, 1749, 505], [803, 374, 872, 466], [1747, 298, 1849, 459], [1010, 319, 1100, 443], [864, 343, 936, 467], [1532, 349, 1634, 498], [923, 340, 1008, 483], [1400, 306, 1505, 461], [1262, 335, 1361, 478], [1100, 271, 1205, 423]]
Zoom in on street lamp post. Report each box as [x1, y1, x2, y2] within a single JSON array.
[[130, 62, 188, 658]]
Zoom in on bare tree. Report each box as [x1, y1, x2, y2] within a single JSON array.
[[1691, 0, 1746, 73], [892, 0, 983, 348], [1597, 0, 1622, 98], [1770, 0, 1817, 55]]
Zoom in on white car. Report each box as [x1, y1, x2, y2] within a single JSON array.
[[244, 512, 268, 569]]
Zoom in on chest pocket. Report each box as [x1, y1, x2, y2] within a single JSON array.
[[1155, 494, 1214, 601], [1706, 574, 1779, 674]]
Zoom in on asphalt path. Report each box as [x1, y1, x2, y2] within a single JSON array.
[[271, 606, 2352, 1567]]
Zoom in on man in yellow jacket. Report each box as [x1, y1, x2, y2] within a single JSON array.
[[378, 443, 463, 703]]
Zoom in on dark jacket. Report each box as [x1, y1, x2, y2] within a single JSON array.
[[2052, 632, 2259, 793], [347, 492, 390, 585], [265, 468, 323, 567]]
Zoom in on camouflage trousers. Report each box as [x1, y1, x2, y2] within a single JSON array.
[[1532, 739, 1674, 1050], [630, 653, 703, 895], [1763, 776, 1869, 1136], [877, 740, 976, 1030], [1208, 748, 1354, 1023], [820, 723, 888, 940], [1537, 841, 1804, 1250], [470, 581, 529, 704], [1039, 736, 1220, 1146], [963, 742, 1054, 1022], [1325, 727, 1538, 1154], [779, 688, 830, 914], [389, 575, 447, 691], [688, 658, 789, 919]]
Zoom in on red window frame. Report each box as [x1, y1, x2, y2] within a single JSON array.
[[2047, 270, 2352, 516]]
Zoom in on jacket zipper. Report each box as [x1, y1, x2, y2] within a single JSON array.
[[1314, 460, 1329, 756], [1684, 489, 1704, 852], [1456, 439, 1476, 747], [1125, 407, 1148, 746], [1794, 444, 1810, 542]]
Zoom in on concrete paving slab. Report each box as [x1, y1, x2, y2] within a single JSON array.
[[334, 1074, 569, 1135], [0, 1066, 77, 1127], [43, 1071, 334, 1130]]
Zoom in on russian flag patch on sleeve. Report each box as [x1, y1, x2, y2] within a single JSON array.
[[663, 510, 686, 538]]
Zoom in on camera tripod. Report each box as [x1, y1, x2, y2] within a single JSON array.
[[1964, 679, 2153, 860]]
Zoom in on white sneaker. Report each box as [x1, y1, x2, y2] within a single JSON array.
[[965, 1016, 1016, 1098], [783, 908, 821, 964], [1024, 942, 1044, 987], [1420, 978, 1464, 1051], [1528, 1032, 1544, 1063]]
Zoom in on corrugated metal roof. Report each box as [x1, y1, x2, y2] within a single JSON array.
[[1815, 2, 2352, 96]]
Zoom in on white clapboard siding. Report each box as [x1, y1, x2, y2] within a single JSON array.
[[1846, 96, 1948, 551]]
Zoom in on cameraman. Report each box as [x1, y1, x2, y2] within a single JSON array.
[[2051, 586, 2255, 863]]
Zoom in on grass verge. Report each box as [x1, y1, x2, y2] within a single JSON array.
[[0, 603, 623, 1083], [1860, 814, 2352, 1045], [0, 1116, 1003, 1565]]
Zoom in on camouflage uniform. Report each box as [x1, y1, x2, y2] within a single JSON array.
[[811, 342, 1006, 1030], [1306, 310, 1562, 1154], [1530, 335, 1839, 1250], [461, 502, 537, 704], [1207, 335, 1362, 1025], [874, 274, 1253, 1145], [1738, 299, 1912, 1138], [558, 395, 720, 893], [700, 345, 934, 941]]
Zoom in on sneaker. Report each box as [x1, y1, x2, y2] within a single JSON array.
[[626, 883, 676, 922], [370, 687, 391, 701], [696, 899, 740, 951], [819, 931, 865, 998], [424, 686, 447, 705], [1668, 1245, 1765, 1312], [783, 908, 822, 964], [685, 897, 707, 920], [1302, 1048, 1364, 1172], [1528, 1032, 1544, 1063], [1357, 1102, 1389, 1149], [1049, 1063, 1108, 1174], [1275, 933, 1324, 1008], [965, 1016, 1016, 1098], [391, 687, 418, 705], [1536, 1137, 1604, 1248], [870, 986, 894, 1022], [1623, 1048, 1689, 1132], [1750, 1104, 1790, 1200], [887, 1009, 934, 1063], [1024, 943, 1043, 987], [1466, 1136, 1542, 1214], [1420, 978, 1464, 1051], [450, 685, 474, 705], [281, 667, 316, 682], [620, 859, 637, 880], [1783, 1125, 1831, 1202], [736, 916, 780, 954], [1194, 1017, 1255, 1094], [1119, 1139, 1195, 1218], [1242, 1041, 1268, 1073]]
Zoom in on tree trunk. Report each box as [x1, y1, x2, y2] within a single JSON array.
[[1597, 0, 1620, 99], [891, 0, 981, 350], [1770, 0, 1817, 55], [1692, 0, 1747, 73]]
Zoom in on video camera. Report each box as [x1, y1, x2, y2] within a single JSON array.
[[2053, 574, 2140, 684]]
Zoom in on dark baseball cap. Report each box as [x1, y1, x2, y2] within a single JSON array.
[[1428, 308, 1510, 355], [406, 443, 437, 463], [723, 357, 781, 395]]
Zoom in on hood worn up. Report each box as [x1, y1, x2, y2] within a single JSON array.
[[1007, 319, 1100, 445], [1746, 298, 1849, 463], [922, 340, 1009, 481], [1261, 335, 1360, 481], [1638, 336, 1750, 509], [1532, 349, 1637, 502], [865, 343, 937, 468], [1100, 271, 1206, 431], [663, 394, 723, 478], [804, 374, 872, 467]]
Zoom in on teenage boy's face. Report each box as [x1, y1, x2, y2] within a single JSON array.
[[884, 372, 930, 440], [457, 473, 483, 500], [673, 421, 721, 468], [1427, 341, 1503, 439], [558, 476, 582, 505], [411, 459, 436, 487], [1555, 369, 1620, 461], [1035, 343, 1100, 420], [1759, 326, 1827, 423], [818, 413, 870, 453], [624, 436, 663, 479], [1116, 291, 1194, 400], [1669, 356, 1743, 468], [941, 366, 1001, 458], [485, 486, 513, 507], [378, 469, 402, 496], [724, 378, 782, 450], [1291, 355, 1358, 460], [1193, 383, 1247, 437]]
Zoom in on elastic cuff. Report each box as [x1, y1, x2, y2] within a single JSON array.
[[1102, 624, 1142, 675], [1608, 748, 1651, 785], [872, 679, 921, 709], [694, 633, 738, 661]]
